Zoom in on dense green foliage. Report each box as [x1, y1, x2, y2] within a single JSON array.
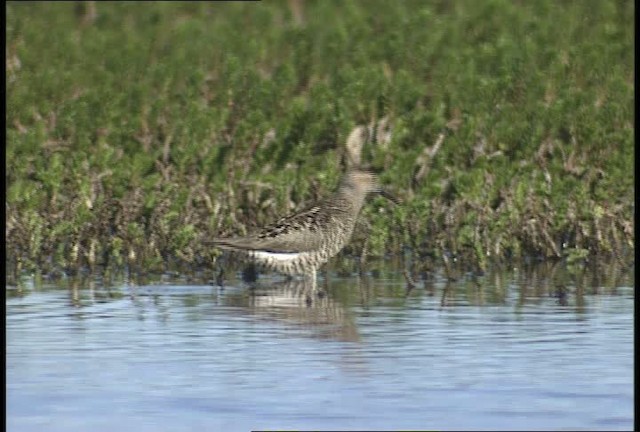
[[6, 1, 634, 278]]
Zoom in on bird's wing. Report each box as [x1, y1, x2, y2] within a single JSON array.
[[208, 203, 345, 253], [206, 236, 300, 253]]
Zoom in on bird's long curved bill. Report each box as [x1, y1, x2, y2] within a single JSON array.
[[379, 189, 401, 205]]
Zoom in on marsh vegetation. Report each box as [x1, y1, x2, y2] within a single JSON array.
[[6, 1, 634, 282]]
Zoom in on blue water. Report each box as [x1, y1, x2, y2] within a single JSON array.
[[6, 263, 634, 431]]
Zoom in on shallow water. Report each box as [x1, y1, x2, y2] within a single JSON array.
[[6, 261, 634, 431]]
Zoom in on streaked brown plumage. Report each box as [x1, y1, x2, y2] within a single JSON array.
[[208, 169, 396, 280]]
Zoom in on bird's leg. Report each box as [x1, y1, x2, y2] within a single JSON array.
[[303, 269, 317, 306], [310, 272, 317, 292], [300, 268, 317, 289], [241, 262, 258, 283], [305, 268, 317, 285]]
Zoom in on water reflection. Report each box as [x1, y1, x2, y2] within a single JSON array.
[[9, 258, 633, 316], [6, 260, 634, 431], [223, 278, 361, 342], [395, 258, 632, 315]]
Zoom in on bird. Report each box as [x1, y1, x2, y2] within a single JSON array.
[[207, 168, 398, 284]]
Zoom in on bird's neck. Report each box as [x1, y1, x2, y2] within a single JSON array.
[[335, 188, 367, 215]]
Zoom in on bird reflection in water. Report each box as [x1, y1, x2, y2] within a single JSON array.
[[224, 277, 361, 343]]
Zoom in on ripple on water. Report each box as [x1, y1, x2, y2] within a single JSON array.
[[6, 267, 634, 431]]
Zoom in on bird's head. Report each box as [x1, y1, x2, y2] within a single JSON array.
[[340, 169, 400, 204]]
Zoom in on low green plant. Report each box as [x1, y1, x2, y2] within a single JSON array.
[[6, 0, 633, 279]]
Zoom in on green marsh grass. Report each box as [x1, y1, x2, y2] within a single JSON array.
[[6, 1, 634, 280]]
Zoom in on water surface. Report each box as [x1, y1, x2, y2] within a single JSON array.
[[6, 261, 634, 431]]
